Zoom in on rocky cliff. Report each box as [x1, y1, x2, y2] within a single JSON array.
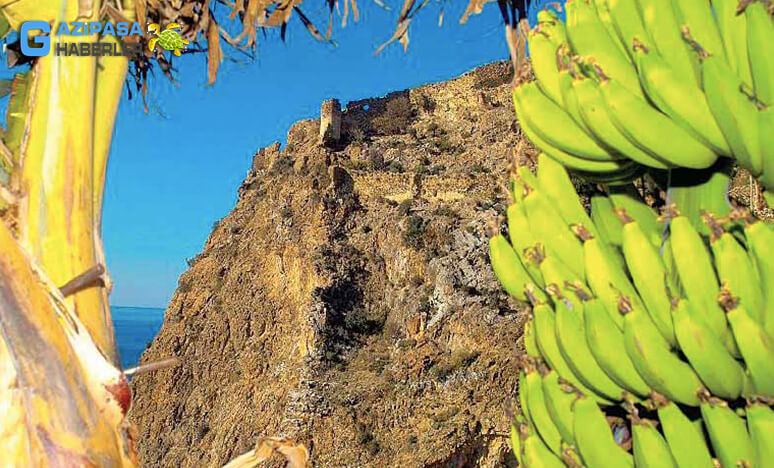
[[129, 62, 531, 467]]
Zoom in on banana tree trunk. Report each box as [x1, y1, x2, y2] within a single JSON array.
[[8, 0, 138, 365], [0, 0, 138, 465]]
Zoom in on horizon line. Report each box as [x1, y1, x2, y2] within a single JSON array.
[[111, 305, 166, 310]]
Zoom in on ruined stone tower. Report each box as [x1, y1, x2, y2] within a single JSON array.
[[319, 98, 341, 147]]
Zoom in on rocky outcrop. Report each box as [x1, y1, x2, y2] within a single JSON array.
[[130, 62, 529, 467]]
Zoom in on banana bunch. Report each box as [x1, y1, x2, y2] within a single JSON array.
[[516, 0, 774, 196], [490, 154, 774, 467]]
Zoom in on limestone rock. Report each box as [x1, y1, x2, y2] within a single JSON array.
[[130, 61, 526, 468]]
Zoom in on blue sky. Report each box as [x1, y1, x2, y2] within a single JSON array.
[[101, 2, 523, 308]]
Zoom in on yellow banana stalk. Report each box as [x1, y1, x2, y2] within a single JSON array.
[[0, 0, 138, 464], [7, 0, 133, 367], [0, 220, 137, 466]]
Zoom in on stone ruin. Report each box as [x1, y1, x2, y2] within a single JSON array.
[[319, 98, 341, 147]]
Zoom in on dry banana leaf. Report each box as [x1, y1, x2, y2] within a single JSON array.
[[460, 0, 495, 23], [294, 6, 335, 43], [222, 437, 311, 468], [340, 0, 359, 27], [375, 0, 428, 54], [207, 14, 223, 85]]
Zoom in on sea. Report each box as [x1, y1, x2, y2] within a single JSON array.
[[112, 306, 165, 370]]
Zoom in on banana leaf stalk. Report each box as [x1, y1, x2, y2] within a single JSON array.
[[0, 0, 139, 464], [0, 220, 137, 466]]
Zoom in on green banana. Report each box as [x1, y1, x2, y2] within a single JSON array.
[[489, 233, 541, 303], [699, 391, 755, 468], [592, 0, 631, 59], [743, 369, 756, 399], [536, 152, 598, 239], [747, 398, 774, 468], [515, 82, 611, 162], [516, 165, 540, 191], [590, 195, 623, 247], [558, 63, 592, 132], [621, 295, 704, 406], [565, 0, 644, 98], [587, 196, 628, 274], [509, 173, 525, 203], [524, 314, 540, 359], [574, 224, 646, 330], [542, 370, 578, 446], [630, 413, 678, 468], [742, 216, 774, 337], [692, 33, 763, 176], [572, 77, 671, 169], [607, 0, 655, 59], [529, 23, 565, 105], [582, 296, 651, 396], [561, 445, 586, 468], [609, 185, 663, 248], [513, 86, 632, 174], [524, 361, 564, 455], [533, 254, 583, 315], [523, 186, 586, 281], [713, 0, 753, 87], [537, 7, 568, 45], [746, 1, 774, 106], [631, 39, 731, 156], [597, 70, 717, 170], [672, 298, 745, 400], [519, 369, 534, 431], [660, 235, 682, 297], [721, 290, 774, 398], [520, 423, 567, 468], [759, 105, 774, 194], [572, 395, 634, 467], [705, 214, 764, 321], [672, 0, 727, 62], [507, 203, 546, 287], [570, 160, 644, 184], [653, 393, 715, 468], [533, 302, 615, 406], [619, 211, 677, 347], [537, 6, 562, 24], [637, 0, 700, 86], [542, 148, 633, 174], [553, 293, 627, 401], [668, 212, 729, 342], [510, 424, 523, 466]]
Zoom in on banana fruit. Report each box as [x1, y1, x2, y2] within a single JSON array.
[[515, 0, 774, 192], [492, 157, 774, 467]]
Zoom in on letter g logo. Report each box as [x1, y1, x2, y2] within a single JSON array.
[[20, 21, 51, 57]]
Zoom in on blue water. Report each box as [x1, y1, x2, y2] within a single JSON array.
[[113, 306, 165, 369]]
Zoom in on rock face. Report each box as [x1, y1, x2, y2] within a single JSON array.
[[130, 62, 530, 467]]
